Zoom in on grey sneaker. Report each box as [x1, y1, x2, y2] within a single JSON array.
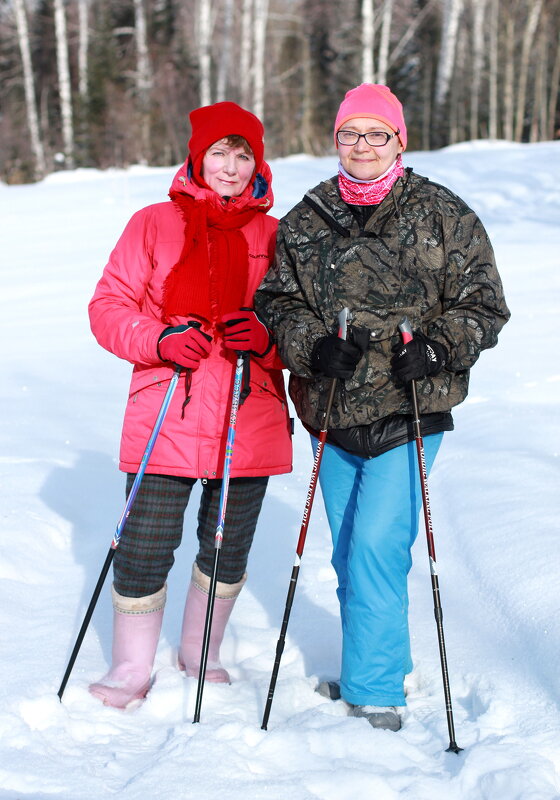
[[316, 680, 342, 701], [349, 704, 401, 731]]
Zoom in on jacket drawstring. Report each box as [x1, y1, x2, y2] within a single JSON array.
[[181, 369, 193, 418], [240, 354, 252, 405]]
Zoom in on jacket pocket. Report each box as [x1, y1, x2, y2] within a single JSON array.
[[128, 365, 174, 402], [248, 375, 286, 406]]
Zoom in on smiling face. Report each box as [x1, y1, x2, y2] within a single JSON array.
[[201, 138, 256, 197], [337, 117, 403, 181]]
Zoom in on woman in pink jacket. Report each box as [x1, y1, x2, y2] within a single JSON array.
[[88, 102, 292, 709]]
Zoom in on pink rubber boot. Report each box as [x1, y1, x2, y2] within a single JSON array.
[[179, 564, 245, 683], [89, 584, 165, 709]]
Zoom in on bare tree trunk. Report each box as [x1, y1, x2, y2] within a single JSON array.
[[53, 0, 75, 168], [422, 59, 432, 150], [487, 0, 499, 138], [216, 0, 234, 101], [377, 0, 394, 85], [548, 30, 560, 140], [253, 0, 269, 119], [469, 0, 486, 139], [361, 0, 375, 83], [78, 0, 89, 100], [434, 0, 464, 108], [514, 0, 542, 141], [300, 33, 313, 153], [197, 0, 212, 106], [530, 27, 547, 142], [539, 29, 548, 141], [450, 22, 467, 143], [13, 0, 46, 179], [134, 0, 153, 164], [300, 31, 324, 154], [502, 12, 515, 140], [240, 0, 253, 107]]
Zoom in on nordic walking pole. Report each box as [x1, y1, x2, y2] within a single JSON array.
[[261, 308, 348, 731], [57, 366, 183, 701], [193, 352, 247, 723], [398, 317, 462, 754]]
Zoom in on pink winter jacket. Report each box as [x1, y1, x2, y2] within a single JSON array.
[[89, 162, 292, 479]]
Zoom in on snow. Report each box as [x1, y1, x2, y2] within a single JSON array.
[[1, 140, 560, 799]]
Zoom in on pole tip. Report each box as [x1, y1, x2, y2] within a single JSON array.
[[446, 742, 463, 754]]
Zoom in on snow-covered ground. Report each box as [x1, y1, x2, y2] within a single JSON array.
[[1, 141, 559, 799]]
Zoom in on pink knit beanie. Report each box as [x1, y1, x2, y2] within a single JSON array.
[[334, 84, 407, 151]]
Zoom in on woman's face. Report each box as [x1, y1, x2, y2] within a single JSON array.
[[201, 138, 255, 197], [337, 117, 403, 181]]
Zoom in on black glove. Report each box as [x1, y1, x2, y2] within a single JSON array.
[[311, 327, 369, 380], [391, 331, 447, 383]]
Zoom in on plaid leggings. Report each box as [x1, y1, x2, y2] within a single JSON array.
[[113, 473, 269, 598]]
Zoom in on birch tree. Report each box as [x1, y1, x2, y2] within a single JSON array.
[[514, 0, 543, 141], [469, 0, 486, 139], [485, 0, 498, 137], [434, 0, 464, 108], [529, 27, 547, 142], [253, 0, 269, 118], [502, 9, 515, 140], [197, 0, 212, 106], [361, 0, 375, 83], [53, 0, 75, 167], [240, 0, 253, 107], [377, 0, 394, 85], [13, 0, 46, 178], [78, 0, 89, 100], [548, 29, 560, 140], [216, 0, 234, 101], [134, 0, 153, 163]]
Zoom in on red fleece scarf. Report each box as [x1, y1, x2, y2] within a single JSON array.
[[338, 155, 404, 205], [162, 192, 258, 324]]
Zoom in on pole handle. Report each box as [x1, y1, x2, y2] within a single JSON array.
[[338, 307, 348, 341], [398, 315, 413, 345]]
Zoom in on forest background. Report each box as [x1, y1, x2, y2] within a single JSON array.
[[2, 0, 559, 184]]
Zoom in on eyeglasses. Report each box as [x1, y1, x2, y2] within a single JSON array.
[[336, 129, 400, 147]]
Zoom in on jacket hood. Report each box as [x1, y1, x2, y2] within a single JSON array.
[[169, 158, 274, 214]]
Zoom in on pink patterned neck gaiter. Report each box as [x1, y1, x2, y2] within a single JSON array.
[[338, 155, 404, 205]]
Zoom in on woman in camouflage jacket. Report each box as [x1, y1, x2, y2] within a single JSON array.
[[254, 84, 510, 732]]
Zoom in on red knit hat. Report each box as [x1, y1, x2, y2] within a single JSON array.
[[334, 84, 407, 151], [188, 101, 265, 184]]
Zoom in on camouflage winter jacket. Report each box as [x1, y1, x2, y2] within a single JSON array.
[[254, 169, 510, 432]]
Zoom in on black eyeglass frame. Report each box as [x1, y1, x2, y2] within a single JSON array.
[[336, 129, 400, 147]]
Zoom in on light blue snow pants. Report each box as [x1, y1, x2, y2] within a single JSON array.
[[314, 433, 443, 707]]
